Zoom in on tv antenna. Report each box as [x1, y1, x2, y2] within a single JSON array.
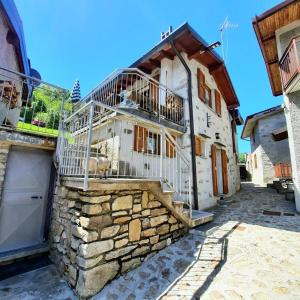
[[219, 17, 238, 63]]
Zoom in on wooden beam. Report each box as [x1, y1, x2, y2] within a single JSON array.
[[188, 46, 205, 60], [209, 63, 223, 74], [139, 66, 152, 74], [149, 58, 161, 68], [160, 50, 174, 60]]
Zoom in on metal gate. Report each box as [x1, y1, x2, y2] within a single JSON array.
[[0, 147, 52, 253]]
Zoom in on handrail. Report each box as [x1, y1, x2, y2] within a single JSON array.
[[279, 35, 300, 64]]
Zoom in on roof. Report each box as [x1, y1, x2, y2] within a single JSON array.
[[0, 0, 31, 76], [241, 105, 283, 138], [130, 22, 239, 108], [253, 0, 300, 96]]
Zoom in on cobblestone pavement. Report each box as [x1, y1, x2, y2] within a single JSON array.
[[1, 183, 300, 300]]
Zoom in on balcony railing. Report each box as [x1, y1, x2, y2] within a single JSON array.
[[0, 66, 70, 138], [57, 100, 192, 213], [83, 68, 185, 127], [279, 36, 300, 90], [274, 163, 292, 178]]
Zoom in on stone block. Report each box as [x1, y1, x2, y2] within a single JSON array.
[[120, 224, 129, 233], [72, 226, 98, 243], [79, 240, 114, 258], [150, 215, 168, 227], [151, 208, 167, 216], [88, 215, 113, 232], [150, 235, 159, 244], [170, 224, 179, 232], [76, 261, 119, 298], [142, 228, 156, 237], [68, 264, 77, 282], [157, 224, 169, 235], [112, 211, 128, 217], [142, 191, 148, 208], [132, 246, 150, 257], [139, 239, 149, 245], [141, 209, 150, 216], [101, 225, 120, 238], [115, 238, 129, 248], [68, 191, 80, 199], [168, 216, 177, 224], [133, 204, 142, 212], [105, 245, 137, 260], [76, 255, 104, 269], [151, 239, 167, 251], [148, 201, 161, 208], [112, 195, 133, 211], [82, 204, 102, 215], [129, 219, 141, 241], [114, 216, 131, 224], [142, 218, 150, 229], [80, 195, 111, 204], [121, 258, 141, 273]]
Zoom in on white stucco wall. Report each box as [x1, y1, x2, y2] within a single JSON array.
[[249, 111, 290, 186]]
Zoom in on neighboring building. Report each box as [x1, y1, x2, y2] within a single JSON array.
[[0, 0, 65, 261], [241, 105, 291, 186], [253, 0, 300, 211]]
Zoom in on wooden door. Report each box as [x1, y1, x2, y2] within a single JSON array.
[[211, 144, 218, 196], [221, 149, 229, 194]]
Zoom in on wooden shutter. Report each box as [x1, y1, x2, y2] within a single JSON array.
[[221, 149, 229, 194], [254, 154, 257, 168], [215, 90, 221, 117], [134, 125, 148, 152], [166, 135, 176, 158], [211, 144, 218, 196], [197, 69, 205, 102], [195, 136, 202, 156], [207, 86, 212, 108]]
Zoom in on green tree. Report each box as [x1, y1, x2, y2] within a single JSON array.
[[238, 153, 246, 164]]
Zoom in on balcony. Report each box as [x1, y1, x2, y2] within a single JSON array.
[[279, 36, 300, 93], [83, 68, 185, 131], [0, 66, 70, 139]]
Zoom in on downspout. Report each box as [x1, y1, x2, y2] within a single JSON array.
[[170, 40, 199, 210]]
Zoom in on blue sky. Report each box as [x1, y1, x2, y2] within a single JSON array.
[[15, 0, 282, 153]]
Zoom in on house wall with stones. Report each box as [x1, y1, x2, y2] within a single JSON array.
[[156, 54, 240, 209], [249, 111, 290, 186], [49, 180, 187, 298], [284, 92, 300, 212]]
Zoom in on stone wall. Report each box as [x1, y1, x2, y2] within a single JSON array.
[[284, 93, 300, 212], [49, 181, 187, 298]]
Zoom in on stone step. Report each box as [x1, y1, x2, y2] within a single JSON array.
[[183, 209, 214, 228]]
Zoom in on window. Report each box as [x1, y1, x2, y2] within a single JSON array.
[[195, 136, 203, 156], [166, 135, 176, 158], [254, 154, 257, 169], [133, 125, 161, 155], [215, 90, 222, 117], [197, 68, 216, 110]]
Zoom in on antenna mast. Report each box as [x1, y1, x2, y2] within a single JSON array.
[[219, 17, 238, 63]]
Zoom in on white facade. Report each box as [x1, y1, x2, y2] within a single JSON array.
[[276, 22, 300, 212]]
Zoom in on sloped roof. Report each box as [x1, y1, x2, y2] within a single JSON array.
[[241, 105, 283, 138], [253, 0, 300, 96], [130, 22, 239, 108]]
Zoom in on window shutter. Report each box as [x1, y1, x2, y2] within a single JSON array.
[[221, 149, 229, 194], [211, 144, 218, 196], [215, 90, 221, 116], [208, 87, 212, 108], [195, 136, 202, 156], [254, 154, 257, 168], [197, 68, 205, 102], [134, 125, 148, 152], [166, 135, 176, 158]]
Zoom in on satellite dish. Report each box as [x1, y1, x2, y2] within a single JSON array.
[[30, 68, 42, 87]]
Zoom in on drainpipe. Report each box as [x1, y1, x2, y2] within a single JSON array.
[[170, 40, 199, 210]]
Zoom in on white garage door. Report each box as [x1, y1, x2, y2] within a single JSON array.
[[0, 147, 52, 253]]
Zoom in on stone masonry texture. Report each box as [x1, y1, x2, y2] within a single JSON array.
[[49, 182, 187, 298]]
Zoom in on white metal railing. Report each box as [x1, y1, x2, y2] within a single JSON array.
[[0, 66, 70, 137], [58, 100, 192, 214], [82, 68, 185, 127]]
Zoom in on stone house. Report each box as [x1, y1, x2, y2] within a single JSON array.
[[0, 2, 243, 296], [253, 0, 300, 211], [51, 23, 243, 296], [242, 105, 291, 186]]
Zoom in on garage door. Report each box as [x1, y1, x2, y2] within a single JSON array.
[[0, 147, 52, 253]]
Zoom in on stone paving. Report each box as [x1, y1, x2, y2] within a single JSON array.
[[1, 183, 300, 300]]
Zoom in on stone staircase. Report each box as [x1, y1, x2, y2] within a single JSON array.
[[151, 185, 214, 228]]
